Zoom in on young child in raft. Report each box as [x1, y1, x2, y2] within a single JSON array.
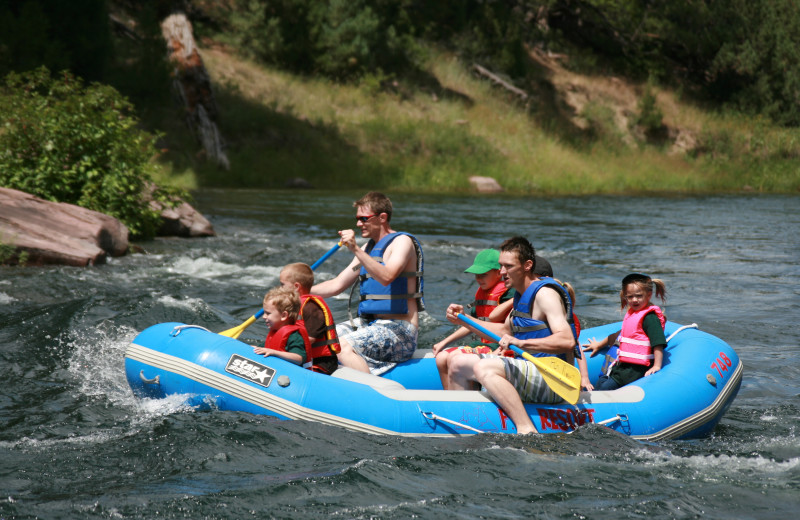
[[432, 249, 514, 389], [253, 286, 311, 367], [583, 273, 667, 390], [279, 262, 340, 374]]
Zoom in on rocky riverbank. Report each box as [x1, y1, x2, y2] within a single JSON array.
[[0, 187, 214, 266]]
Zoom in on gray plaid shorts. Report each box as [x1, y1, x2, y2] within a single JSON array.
[[477, 354, 562, 404], [336, 318, 418, 375]]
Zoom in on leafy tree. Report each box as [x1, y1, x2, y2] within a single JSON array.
[[0, 67, 181, 239], [709, 0, 800, 126], [0, 0, 111, 81]]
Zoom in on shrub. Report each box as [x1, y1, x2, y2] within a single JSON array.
[[0, 66, 181, 239]]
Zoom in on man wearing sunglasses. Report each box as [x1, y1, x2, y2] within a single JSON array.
[[312, 192, 424, 375]]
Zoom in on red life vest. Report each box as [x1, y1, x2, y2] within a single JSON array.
[[573, 313, 582, 340], [299, 294, 341, 358], [618, 305, 666, 366], [473, 280, 508, 319], [472, 280, 508, 343], [264, 324, 312, 368]]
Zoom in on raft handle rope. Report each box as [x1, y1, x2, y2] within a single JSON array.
[[139, 371, 160, 385], [666, 323, 698, 343], [594, 414, 628, 427], [170, 324, 212, 337], [420, 409, 485, 434]]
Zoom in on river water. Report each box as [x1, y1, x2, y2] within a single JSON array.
[[1, 190, 798, 519]]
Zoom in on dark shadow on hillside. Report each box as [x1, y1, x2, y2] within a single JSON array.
[[520, 55, 599, 149], [384, 65, 475, 107], [153, 83, 403, 190]]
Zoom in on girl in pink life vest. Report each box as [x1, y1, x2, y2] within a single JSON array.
[[583, 273, 667, 391], [432, 249, 513, 390], [253, 286, 311, 367]]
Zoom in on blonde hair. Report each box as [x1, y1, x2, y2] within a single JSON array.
[[619, 274, 667, 310], [281, 262, 314, 290], [553, 278, 576, 306], [263, 286, 300, 321]]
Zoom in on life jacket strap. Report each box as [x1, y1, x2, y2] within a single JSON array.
[[360, 292, 424, 301], [510, 323, 548, 334], [619, 335, 651, 347]]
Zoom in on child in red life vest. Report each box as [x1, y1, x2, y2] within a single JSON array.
[[253, 286, 312, 367], [583, 273, 668, 390], [279, 263, 340, 374], [432, 249, 515, 390]]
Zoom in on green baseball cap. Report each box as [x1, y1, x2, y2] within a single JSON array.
[[464, 249, 501, 274]]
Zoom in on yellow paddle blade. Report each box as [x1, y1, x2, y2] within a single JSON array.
[[519, 351, 581, 405], [219, 315, 257, 339]]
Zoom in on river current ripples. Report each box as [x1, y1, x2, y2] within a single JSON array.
[[1, 190, 798, 519]]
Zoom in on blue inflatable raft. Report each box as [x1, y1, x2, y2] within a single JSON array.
[[124, 321, 742, 440]]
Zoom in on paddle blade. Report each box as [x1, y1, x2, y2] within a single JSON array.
[[219, 309, 264, 338], [518, 351, 581, 405]]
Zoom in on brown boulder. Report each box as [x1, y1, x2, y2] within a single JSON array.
[[154, 199, 216, 238], [0, 187, 129, 266], [468, 176, 505, 193]]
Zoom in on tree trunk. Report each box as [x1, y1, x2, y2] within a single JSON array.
[[161, 12, 230, 170]]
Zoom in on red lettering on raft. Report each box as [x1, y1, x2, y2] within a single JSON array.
[[537, 408, 596, 432]]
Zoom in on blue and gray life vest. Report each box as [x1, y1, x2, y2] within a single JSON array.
[[509, 276, 578, 359], [358, 232, 424, 316]]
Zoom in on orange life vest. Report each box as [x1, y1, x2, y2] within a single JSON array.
[[471, 280, 508, 342], [299, 294, 341, 358]]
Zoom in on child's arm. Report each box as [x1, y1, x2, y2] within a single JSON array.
[[253, 346, 304, 365], [642, 312, 667, 376], [432, 326, 472, 355], [576, 350, 594, 391], [488, 299, 513, 322], [582, 331, 620, 357], [645, 346, 664, 376]]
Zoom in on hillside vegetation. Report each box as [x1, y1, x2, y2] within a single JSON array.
[[1, 0, 799, 195]]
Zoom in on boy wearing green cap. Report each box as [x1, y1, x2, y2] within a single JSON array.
[[432, 249, 515, 390]]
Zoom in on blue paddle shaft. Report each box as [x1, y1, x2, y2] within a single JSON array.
[[253, 242, 340, 321], [456, 313, 501, 341], [456, 312, 528, 359], [310, 243, 341, 270]]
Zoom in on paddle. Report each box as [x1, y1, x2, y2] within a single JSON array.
[[456, 313, 581, 405], [219, 242, 342, 338]]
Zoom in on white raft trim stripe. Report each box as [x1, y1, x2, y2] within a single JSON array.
[[125, 343, 474, 437], [630, 359, 743, 441]]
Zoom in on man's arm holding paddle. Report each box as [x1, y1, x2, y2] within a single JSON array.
[[445, 303, 510, 339], [340, 228, 414, 286], [495, 286, 575, 356]]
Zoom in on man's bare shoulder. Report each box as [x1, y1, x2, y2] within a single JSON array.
[[384, 233, 415, 256]]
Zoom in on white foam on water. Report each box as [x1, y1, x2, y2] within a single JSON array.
[[0, 291, 16, 304], [165, 256, 281, 286], [632, 444, 800, 480], [156, 294, 207, 311]]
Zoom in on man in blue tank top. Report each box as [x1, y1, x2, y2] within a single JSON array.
[[444, 237, 575, 434], [311, 192, 424, 375]]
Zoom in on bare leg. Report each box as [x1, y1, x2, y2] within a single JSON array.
[[447, 353, 482, 391], [435, 350, 451, 390], [336, 338, 370, 373], [474, 358, 536, 434]]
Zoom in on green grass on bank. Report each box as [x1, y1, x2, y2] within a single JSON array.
[[154, 46, 800, 195]]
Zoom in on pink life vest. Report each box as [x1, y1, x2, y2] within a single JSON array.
[[617, 305, 666, 366]]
